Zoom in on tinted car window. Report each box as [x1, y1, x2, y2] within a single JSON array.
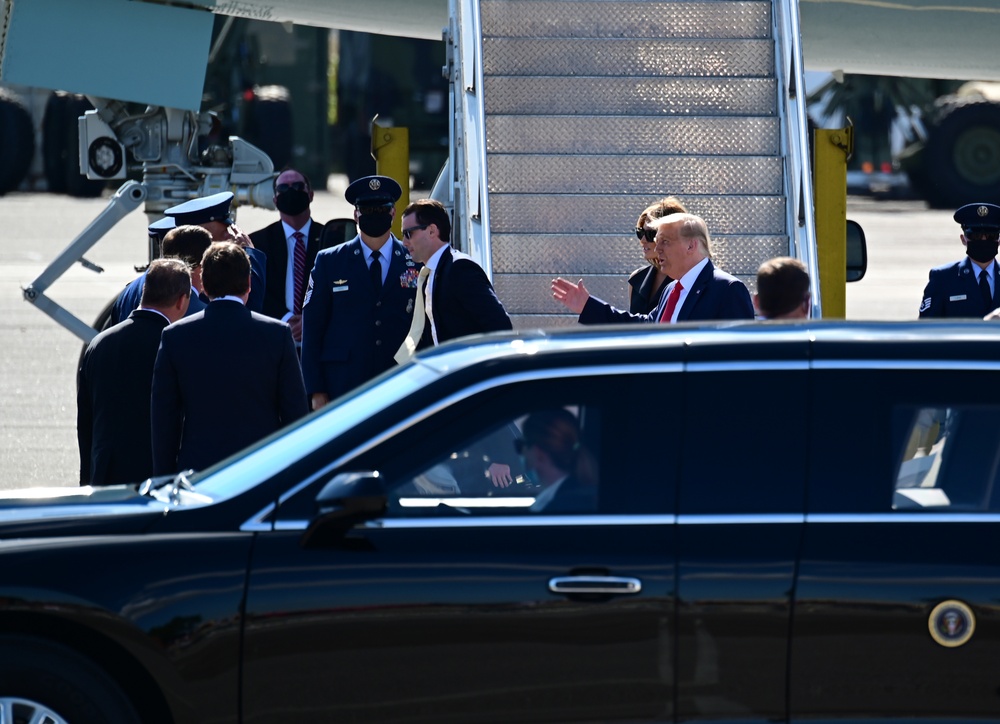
[[273, 372, 676, 523], [894, 406, 1000, 511], [810, 368, 1000, 513], [679, 369, 808, 515]]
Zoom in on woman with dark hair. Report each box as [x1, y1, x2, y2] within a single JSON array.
[[518, 408, 598, 513], [628, 196, 688, 314]]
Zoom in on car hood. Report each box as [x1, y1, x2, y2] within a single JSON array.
[[0, 483, 180, 538]]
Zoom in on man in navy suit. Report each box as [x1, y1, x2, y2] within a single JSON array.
[[250, 168, 328, 341], [301, 175, 418, 410], [551, 213, 753, 324], [110, 224, 211, 326], [394, 198, 512, 360], [151, 242, 308, 475], [920, 202, 1000, 318], [78, 259, 191, 485]]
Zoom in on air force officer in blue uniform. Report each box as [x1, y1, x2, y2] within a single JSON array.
[[301, 176, 418, 410], [920, 203, 1000, 318]]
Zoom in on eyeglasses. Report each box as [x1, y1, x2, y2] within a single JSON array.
[[357, 205, 393, 216], [402, 224, 428, 240], [275, 181, 307, 193], [635, 227, 657, 243]]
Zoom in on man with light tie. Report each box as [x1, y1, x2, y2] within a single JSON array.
[[394, 198, 512, 362]]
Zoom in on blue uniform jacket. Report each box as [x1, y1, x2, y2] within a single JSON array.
[[580, 259, 754, 324], [301, 236, 419, 400], [919, 256, 998, 318]]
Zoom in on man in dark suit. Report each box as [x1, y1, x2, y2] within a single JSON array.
[[78, 259, 191, 485], [250, 168, 327, 342], [301, 175, 418, 410], [110, 225, 212, 326], [920, 202, 1000, 318], [394, 198, 512, 361], [551, 212, 754, 324], [151, 242, 308, 475]]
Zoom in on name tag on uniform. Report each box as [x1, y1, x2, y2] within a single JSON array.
[[949, 294, 967, 301], [332, 285, 349, 293]]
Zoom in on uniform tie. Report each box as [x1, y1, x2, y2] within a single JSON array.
[[395, 266, 430, 364], [659, 281, 683, 323], [292, 231, 306, 315], [980, 269, 993, 312], [369, 249, 382, 293]]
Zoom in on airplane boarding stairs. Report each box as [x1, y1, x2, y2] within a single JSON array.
[[447, 0, 817, 325]]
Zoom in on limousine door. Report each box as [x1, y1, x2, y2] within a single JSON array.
[[793, 366, 1000, 720]]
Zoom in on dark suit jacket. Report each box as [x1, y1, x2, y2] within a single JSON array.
[[151, 300, 308, 475], [110, 273, 205, 327], [301, 237, 418, 400], [250, 218, 327, 319], [77, 309, 169, 485], [418, 247, 512, 348], [627, 264, 672, 315], [919, 257, 998, 318], [580, 260, 754, 324]]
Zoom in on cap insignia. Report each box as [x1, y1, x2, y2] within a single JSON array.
[[979, 206, 990, 217], [369, 179, 381, 191]]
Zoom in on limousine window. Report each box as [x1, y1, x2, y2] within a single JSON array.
[[391, 405, 600, 515], [894, 406, 1000, 510]]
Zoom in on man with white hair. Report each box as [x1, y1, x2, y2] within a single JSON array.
[[552, 212, 754, 323]]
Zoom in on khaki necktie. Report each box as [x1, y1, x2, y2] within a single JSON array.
[[394, 266, 430, 364]]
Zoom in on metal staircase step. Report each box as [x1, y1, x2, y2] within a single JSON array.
[[485, 116, 779, 155], [487, 155, 783, 195], [481, 1, 771, 39], [484, 76, 776, 115], [483, 38, 774, 77], [489, 194, 787, 235]]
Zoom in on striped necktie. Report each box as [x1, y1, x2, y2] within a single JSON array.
[[292, 231, 306, 315]]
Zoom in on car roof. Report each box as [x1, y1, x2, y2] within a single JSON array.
[[413, 320, 1000, 374]]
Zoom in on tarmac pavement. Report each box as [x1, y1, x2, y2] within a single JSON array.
[[0, 186, 964, 490]]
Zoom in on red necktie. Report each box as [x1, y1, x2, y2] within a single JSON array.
[[292, 231, 306, 314], [659, 282, 683, 323]]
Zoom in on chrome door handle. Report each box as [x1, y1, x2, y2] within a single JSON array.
[[548, 576, 642, 595]]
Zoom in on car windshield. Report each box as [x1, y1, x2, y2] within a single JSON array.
[[190, 362, 441, 500]]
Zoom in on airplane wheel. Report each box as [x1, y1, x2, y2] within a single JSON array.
[[0, 89, 35, 194], [920, 99, 1000, 209], [43, 92, 106, 198]]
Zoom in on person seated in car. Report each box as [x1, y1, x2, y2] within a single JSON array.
[[517, 409, 598, 513]]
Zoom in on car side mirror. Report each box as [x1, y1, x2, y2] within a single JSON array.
[[300, 471, 387, 548], [846, 220, 868, 282], [318, 218, 357, 248]]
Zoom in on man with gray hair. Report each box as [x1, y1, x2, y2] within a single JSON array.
[[552, 212, 754, 323], [78, 258, 192, 485]]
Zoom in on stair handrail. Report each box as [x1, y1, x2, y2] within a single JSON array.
[[774, 0, 822, 316]]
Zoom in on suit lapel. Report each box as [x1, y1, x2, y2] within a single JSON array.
[[676, 260, 714, 321]]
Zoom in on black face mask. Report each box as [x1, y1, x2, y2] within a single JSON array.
[[358, 212, 393, 237], [275, 189, 311, 216], [967, 238, 1000, 264]]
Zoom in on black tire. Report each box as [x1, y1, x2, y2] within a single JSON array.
[[44, 92, 106, 197], [0, 89, 35, 194], [919, 99, 1000, 209], [243, 85, 293, 171], [0, 635, 141, 724], [42, 91, 73, 194]]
